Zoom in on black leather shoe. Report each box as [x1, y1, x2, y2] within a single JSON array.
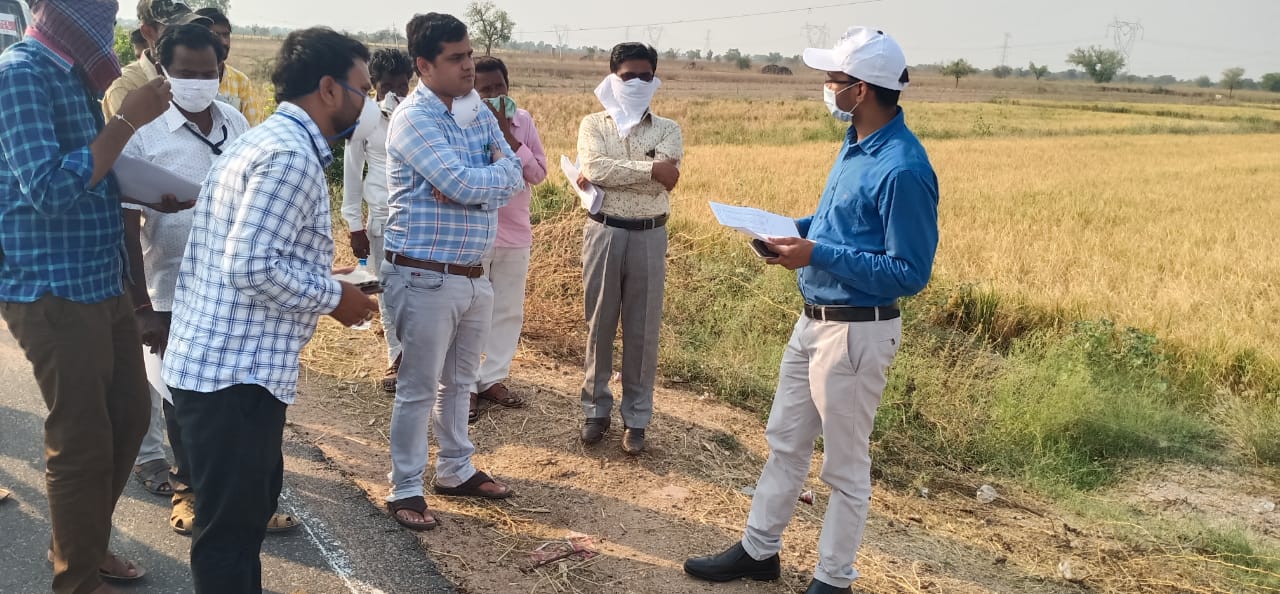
[[804, 578, 852, 594], [683, 542, 780, 582], [581, 417, 610, 444], [622, 427, 646, 455]]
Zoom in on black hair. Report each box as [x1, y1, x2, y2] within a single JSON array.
[[130, 29, 146, 47], [272, 27, 371, 103], [369, 48, 413, 84], [474, 56, 508, 85], [194, 7, 230, 30], [157, 23, 227, 69], [853, 69, 908, 107], [406, 13, 467, 64], [609, 42, 658, 73]]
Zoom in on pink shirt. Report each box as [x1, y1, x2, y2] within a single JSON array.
[[495, 108, 548, 248]]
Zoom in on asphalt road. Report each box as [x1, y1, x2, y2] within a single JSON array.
[[0, 322, 454, 594]]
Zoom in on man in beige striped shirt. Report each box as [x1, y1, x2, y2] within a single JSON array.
[[576, 42, 683, 455]]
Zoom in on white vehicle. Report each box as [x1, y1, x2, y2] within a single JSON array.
[[0, 1, 33, 55]]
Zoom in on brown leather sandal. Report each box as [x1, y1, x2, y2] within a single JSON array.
[[476, 382, 526, 408], [387, 496, 439, 531], [432, 471, 512, 500], [382, 354, 402, 394]]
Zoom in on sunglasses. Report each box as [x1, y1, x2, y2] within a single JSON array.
[[617, 72, 655, 82]]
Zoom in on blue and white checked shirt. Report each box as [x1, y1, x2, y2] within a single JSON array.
[[163, 103, 343, 404], [0, 38, 125, 304], [384, 84, 525, 265]]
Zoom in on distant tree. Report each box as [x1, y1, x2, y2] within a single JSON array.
[[706, 50, 716, 62], [1028, 61, 1050, 80], [766, 52, 783, 64], [465, 0, 515, 56], [1221, 67, 1245, 98], [1261, 72, 1280, 93], [684, 49, 702, 61], [941, 58, 978, 88], [584, 46, 597, 60], [186, 0, 230, 13], [662, 48, 679, 60], [1066, 46, 1125, 83], [113, 26, 137, 65], [735, 55, 752, 70], [723, 48, 742, 63], [991, 65, 1013, 79], [1194, 75, 1214, 88]]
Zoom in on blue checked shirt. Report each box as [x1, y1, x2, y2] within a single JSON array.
[[384, 84, 525, 265], [163, 103, 343, 405], [0, 38, 125, 304]]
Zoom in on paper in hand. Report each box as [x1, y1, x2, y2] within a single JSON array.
[[113, 155, 201, 205], [708, 201, 800, 241], [561, 155, 604, 215]]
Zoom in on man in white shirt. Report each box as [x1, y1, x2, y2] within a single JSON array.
[[342, 47, 413, 393]]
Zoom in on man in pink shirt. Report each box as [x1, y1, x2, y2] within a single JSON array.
[[470, 56, 548, 421]]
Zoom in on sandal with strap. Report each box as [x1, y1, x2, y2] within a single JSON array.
[[266, 512, 301, 533], [133, 459, 173, 496], [476, 383, 526, 408], [47, 550, 146, 582], [387, 496, 439, 531], [170, 491, 196, 535], [432, 470, 513, 500], [382, 353, 402, 394], [468, 393, 480, 424]]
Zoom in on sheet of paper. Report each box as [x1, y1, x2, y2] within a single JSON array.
[[113, 154, 202, 205], [708, 201, 800, 241], [560, 155, 604, 214]]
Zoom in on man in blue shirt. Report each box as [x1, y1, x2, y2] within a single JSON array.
[[684, 27, 939, 594], [0, 1, 174, 592], [381, 12, 526, 532]]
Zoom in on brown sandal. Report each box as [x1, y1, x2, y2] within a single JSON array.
[[266, 512, 301, 533], [382, 354, 402, 394], [47, 550, 146, 582], [387, 496, 439, 531], [433, 471, 512, 500], [133, 459, 174, 496], [468, 393, 480, 424], [476, 383, 526, 408]]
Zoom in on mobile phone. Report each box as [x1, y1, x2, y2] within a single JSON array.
[[750, 238, 779, 259], [357, 281, 384, 295]]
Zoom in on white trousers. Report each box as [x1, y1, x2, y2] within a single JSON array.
[[742, 315, 902, 588], [475, 247, 531, 393]]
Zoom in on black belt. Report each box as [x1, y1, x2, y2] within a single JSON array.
[[588, 211, 668, 231], [804, 304, 900, 323], [385, 251, 484, 278]]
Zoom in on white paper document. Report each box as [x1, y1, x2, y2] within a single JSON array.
[[708, 201, 800, 241], [560, 155, 604, 214], [113, 155, 201, 205]]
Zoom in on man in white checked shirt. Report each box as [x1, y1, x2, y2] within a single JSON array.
[[161, 28, 378, 593], [381, 13, 526, 532]]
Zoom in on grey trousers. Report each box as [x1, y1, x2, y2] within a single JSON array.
[[383, 261, 492, 500], [580, 219, 667, 429]]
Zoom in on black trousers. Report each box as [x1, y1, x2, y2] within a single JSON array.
[[162, 399, 192, 491], [172, 384, 287, 594]]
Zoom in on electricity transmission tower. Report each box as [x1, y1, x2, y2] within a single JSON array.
[[1000, 33, 1011, 66], [552, 25, 569, 61], [645, 25, 664, 50], [802, 23, 829, 48], [1107, 18, 1144, 64]]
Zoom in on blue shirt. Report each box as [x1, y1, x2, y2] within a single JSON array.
[[163, 103, 343, 404], [384, 85, 525, 266], [0, 38, 124, 304], [797, 109, 939, 307]]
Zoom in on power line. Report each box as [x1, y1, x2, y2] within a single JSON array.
[[522, 0, 888, 35]]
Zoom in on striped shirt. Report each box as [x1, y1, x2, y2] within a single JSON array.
[[0, 37, 125, 304], [162, 102, 343, 404], [384, 84, 525, 266]]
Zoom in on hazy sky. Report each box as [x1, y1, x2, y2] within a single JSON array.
[[135, 0, 1277, 78]]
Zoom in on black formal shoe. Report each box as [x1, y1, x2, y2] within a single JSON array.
[[683, 542, 780, 582], [622, 427, 646, 455], [804, 578, 853, 594], [581, 417, 610, 444]]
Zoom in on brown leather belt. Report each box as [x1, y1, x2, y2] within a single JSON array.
[[588, 211, 668, 231], [385, 251, 483, 279]]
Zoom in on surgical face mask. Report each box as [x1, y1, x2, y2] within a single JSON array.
[[484, 95, 517, 120], [450, 89, 485, 128], [380, 93, 402, 115], [163, 67, 221, 113], [823, 82, 860, 123]]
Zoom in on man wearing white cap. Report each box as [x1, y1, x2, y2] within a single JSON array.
[[683, 27, 938, 593]]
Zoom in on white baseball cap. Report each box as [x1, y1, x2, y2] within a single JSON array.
[[803, 26, 909, 91]]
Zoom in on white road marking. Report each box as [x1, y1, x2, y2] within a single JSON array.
[[281, 486, 388, 594]]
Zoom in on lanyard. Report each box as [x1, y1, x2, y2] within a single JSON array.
[[182, 123, 228, 156], [277, 112, 326, 165]]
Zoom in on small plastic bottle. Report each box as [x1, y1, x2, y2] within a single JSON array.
[[350, 258, 373, 330]]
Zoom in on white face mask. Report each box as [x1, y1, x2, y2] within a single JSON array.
[[450, 89, 485, 129], [380, 93, 402, 115], [164, 68, 221, 113], [594, 74, 661, 138], [347, 96, 381, 146], [823, 83, 860, 123]]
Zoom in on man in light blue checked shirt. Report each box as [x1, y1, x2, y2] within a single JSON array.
[[161, 28, 378, 593], [381, 12, 525, 532]]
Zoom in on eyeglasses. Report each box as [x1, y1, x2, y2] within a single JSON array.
[[617, 72, 655, 82]]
